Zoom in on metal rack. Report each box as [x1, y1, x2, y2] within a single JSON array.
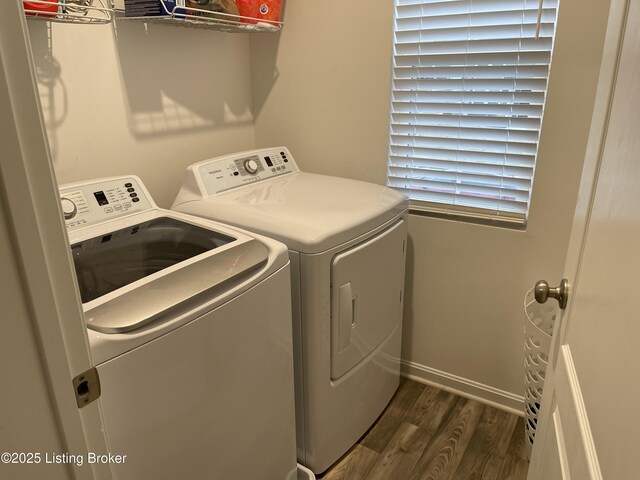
[[115, 1, 282, 33], [24, 0, 114, 24]]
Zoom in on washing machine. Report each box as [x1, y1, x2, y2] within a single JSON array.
[[172, 147, 409, 473], [59, 176, 297, 480]]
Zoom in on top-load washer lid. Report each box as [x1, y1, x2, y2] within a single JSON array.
[[72, 216, 235, 304], [60, 176, 270, 335], [73, 216, 268, 334], [172, 147, 409, 253]]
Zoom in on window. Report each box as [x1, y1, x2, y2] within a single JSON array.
[[387, 0, 559, 225]]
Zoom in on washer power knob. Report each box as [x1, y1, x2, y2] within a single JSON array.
[[61, 197, 77, 220], [244, 159, 259, 174]]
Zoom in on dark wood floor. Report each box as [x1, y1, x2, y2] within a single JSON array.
[[320, 378, 528, 480]]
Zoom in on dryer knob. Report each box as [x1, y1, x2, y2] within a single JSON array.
[[61, 197, 77, 220], [244, 159, 259, 174]]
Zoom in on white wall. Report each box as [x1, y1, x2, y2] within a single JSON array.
[[251, 0, 613, 409], [251, 1, 394, 185], [27, 21, 256, 207]]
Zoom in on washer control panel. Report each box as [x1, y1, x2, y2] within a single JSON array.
[[198, 147, 299, 196], [59, 177, 152, 232]]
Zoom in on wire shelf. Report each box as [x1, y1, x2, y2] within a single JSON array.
[[115, 1, 282, 33], [24, 0, 114, 24]]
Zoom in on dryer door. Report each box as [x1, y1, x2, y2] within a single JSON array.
[[330, 219, 406, 380]]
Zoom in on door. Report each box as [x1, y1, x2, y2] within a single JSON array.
[[330, 219, 407, 380], [0, 2, 112, 479], [528, 1, 637, 478]]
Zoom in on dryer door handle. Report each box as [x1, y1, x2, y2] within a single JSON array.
[[337, 282, 356, 353]]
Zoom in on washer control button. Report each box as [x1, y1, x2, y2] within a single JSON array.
[[130, 193, 138, 198], [127, 187, 135, 193], [124, 182, 133, 188], [244, 159, 259, 174], [61, 197, 77, 220], [132, 198, 140, 203]]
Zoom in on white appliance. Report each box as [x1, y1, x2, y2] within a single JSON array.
[[172, 147, 409, 473], [60, 176, 297, 480]]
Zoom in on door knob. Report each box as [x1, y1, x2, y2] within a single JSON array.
[[534, 279, 569, 309]]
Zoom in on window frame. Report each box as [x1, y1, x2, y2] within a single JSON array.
[[386, 0, 560, 227]]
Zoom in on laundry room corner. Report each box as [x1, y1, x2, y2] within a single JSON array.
[[247, 0, 613, 413], [4, 0, 639, 477]]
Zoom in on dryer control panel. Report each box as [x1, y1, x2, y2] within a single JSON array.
[[197, 147, 299, 196], [59, 177, 153, 232]]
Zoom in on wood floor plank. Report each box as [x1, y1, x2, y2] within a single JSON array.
[[496, 417, 529, 480], [361, 378, 426, 453], [497, 453, 529, 480], [320, 444, 379, 480], [506, 417, 528, 461], [322, 381, 530, 480], [451, 406, 517, 480], [367, 422, 433, 480], [478, 414, 519, 480], [406, 385, 457, 435], [408, 397, 485, 480]]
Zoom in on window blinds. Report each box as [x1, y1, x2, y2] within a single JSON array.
[[388, 0, 558, 224]]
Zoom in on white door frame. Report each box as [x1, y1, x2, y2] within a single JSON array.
[[0, 2, 112, 479], [527, 0, 630, 478]]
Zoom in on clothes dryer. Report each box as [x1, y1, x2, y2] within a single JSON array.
[[172, 148, 408, 473]]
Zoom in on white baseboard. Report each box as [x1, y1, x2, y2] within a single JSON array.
[[400, 360, 525, 417]]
